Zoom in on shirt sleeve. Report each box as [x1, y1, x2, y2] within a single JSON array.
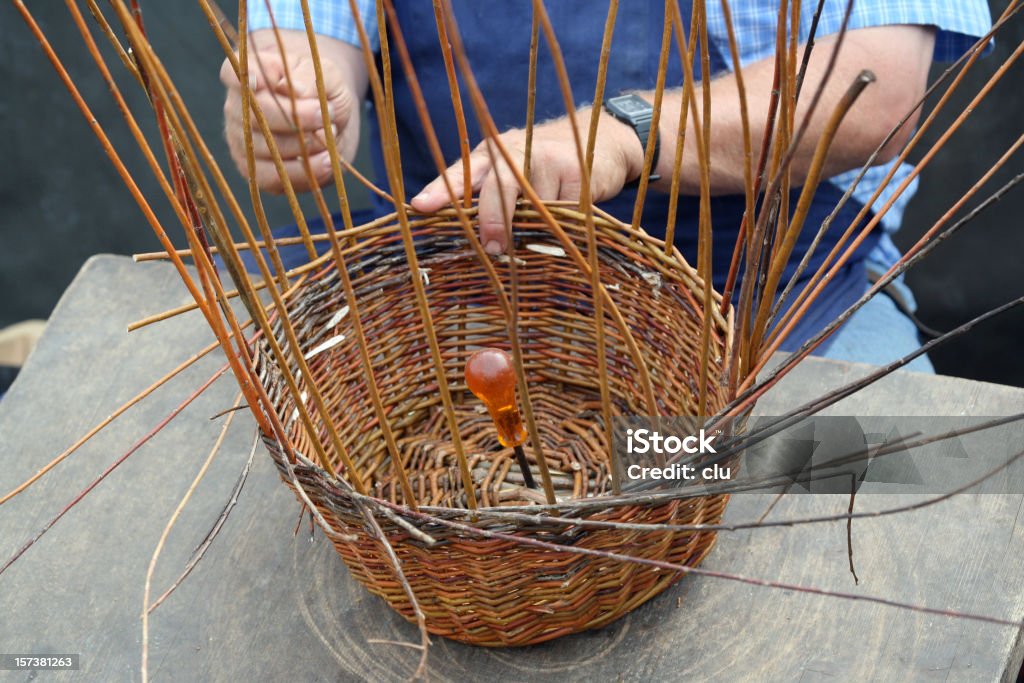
[[709, 0, 993, 71], [247, 0, 379, 51]]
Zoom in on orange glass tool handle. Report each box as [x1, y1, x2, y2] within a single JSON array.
[[465, 349, 527, 448]]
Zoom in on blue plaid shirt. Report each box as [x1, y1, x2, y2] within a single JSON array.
[[249, 0, 992, 271]]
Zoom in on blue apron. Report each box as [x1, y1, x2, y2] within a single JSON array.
[[268, 1, 878, 352]]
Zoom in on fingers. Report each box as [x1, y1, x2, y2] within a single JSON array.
[[220, 55, 258, 92], [249, 127, 335, 159], [248, 151, 336, 194], [477, 150, 525, 254], [223, 48, 354, 193], [529, 162, 562, 203], [411, 152, 491, 213], [224, 81, 347, 134], [410, 141, 566, 255]]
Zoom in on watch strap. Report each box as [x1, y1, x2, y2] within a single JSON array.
[[603, 95, 661, 185]]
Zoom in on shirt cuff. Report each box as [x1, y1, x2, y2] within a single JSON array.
[[247, 0, 380, 52]]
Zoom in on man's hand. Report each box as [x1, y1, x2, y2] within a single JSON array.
[[410, 112, 645, 254], [220, 29, 367, 193]]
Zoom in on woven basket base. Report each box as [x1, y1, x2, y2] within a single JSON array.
[[267, 431, 729, 646]]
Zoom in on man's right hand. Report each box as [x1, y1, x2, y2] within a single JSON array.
[[220, 29, 367, 194]]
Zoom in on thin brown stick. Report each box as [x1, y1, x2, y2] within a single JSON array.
[[128, 266, 318, 332], [432, 0, 473, 208], [718, 0, 755, 273], [505, 6, 552, 498], [767, 5, 1022, 339], [260, 0, 326, 261], [363, 0, 478, 507], [115, 1, 274, 433], [663, 0, 698, 253], [629, 0, 673, 230], [717, 168, 1023, 431], [148, 429, 260, 614], [585, 0, 619, 174], [0, 329, 247, 507], [115, 0, 345, 482], [183, 0, 356, 482], [747, 40, 1024, 384], [0, 363, 231, 578], [354, 499, 431, 679], [142, 392, 243, 683], [381, 499, 1024, 629], [748, 71, 875, 352], [440, 0, 660, 418], [295, 0, 419, 508], [23, 0, 271, 435], [383, 1, 557, 503], [421, 421, 1024, 532]]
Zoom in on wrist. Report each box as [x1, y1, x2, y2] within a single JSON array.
[[601, 94, 660, 184], [602, 110, 647, 183]]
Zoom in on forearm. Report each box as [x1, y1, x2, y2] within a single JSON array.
[[412, 24, 936, 252], [631, 25, 936, 195]]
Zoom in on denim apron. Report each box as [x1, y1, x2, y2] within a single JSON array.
[[271, 1, 879, 352]]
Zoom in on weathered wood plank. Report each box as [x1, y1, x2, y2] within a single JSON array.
[[1, 255, 1021, 682]]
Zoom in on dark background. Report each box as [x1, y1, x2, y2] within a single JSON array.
[[1, 2, 1020, 386]]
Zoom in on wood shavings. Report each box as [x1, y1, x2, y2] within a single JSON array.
[[496, 254, 527, 266], [304, 334, 346, 360], [326, 306, 349, 328], [525, 244, 567, 257], [641, 270, 663, 299]]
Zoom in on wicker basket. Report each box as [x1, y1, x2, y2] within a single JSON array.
[[256, 202, 734, 646]]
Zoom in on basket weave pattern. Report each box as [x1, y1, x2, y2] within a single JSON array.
[[257, 205, 733, 646]]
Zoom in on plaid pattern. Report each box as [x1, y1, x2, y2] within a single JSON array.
[[249, 0, 379, 50], [247, 1, 992, 250]]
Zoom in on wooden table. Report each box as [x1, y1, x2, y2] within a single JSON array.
[[2, 255, 1022, 682]]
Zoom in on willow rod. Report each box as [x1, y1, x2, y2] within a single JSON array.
[[768, 3, 1023, 339], [380, 0, 558, 502], [748, 71, 876, 352], [508, 2, 552, 497], [117, 0, 345, 481], [18, 0, 271, 435], [628, 0, 674, 232], [438, 0, 662, 417], [663, 0, 700, 252], [293, 0, 420, 508], [750, 38, 1024, 382], [346, 0, 477, 508], [764, 3, 1020, 328], [142, 392, 243, 683], [583, 0, 619, 491]]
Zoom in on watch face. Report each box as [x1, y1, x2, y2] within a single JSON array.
[[612, 95, 650, 116]]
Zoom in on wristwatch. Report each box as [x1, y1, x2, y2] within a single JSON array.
[[603, 93, 661, 183]]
